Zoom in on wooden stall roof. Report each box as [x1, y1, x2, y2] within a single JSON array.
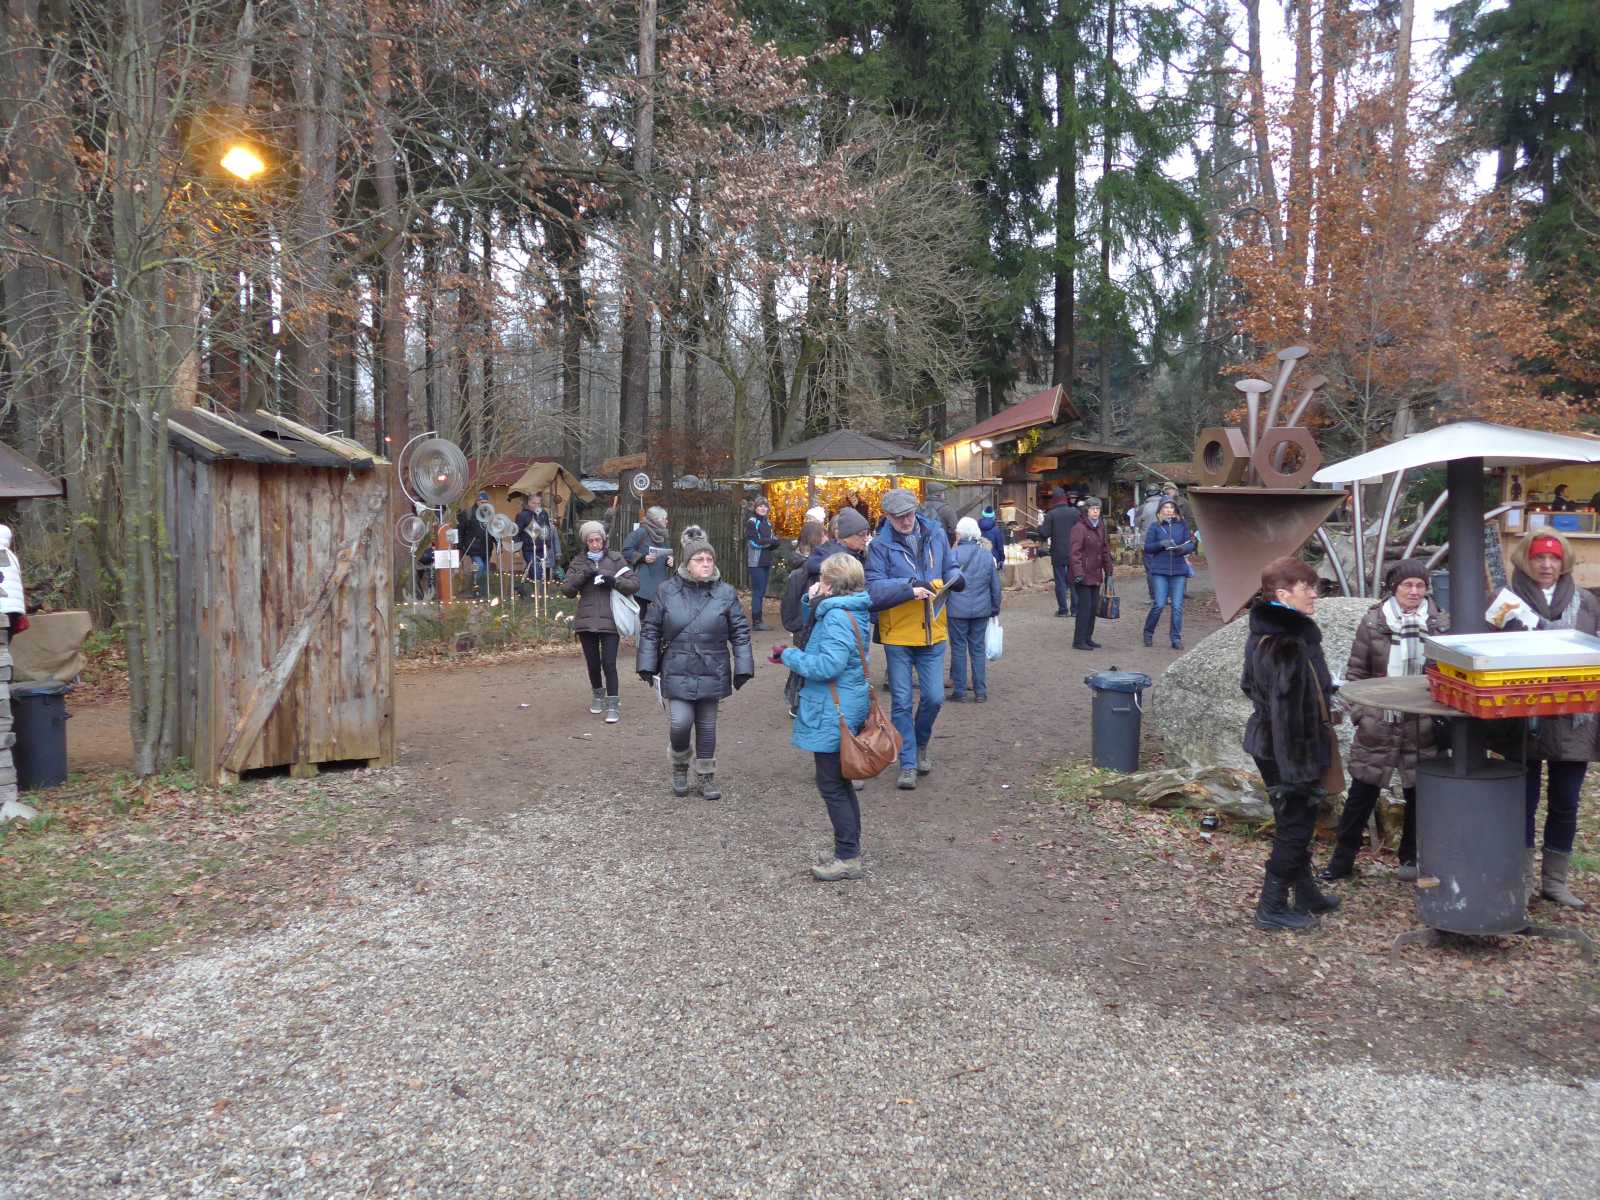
[[168, 408, 381, 469], [758, 429, 923, 468], [0, 440, 64, 499], [940, 384, 1081, 449]]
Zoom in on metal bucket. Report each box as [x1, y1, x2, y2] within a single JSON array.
[[1414, 758, 1526, 935]]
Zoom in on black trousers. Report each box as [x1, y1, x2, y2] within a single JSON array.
[[1052, 560, 1074, 614], [815, 750, 860, 861], [1254, 756, 1321, 880], [669, 696, 719, 759], [578, 631, 619, 694], [1336, 780, 1417, 865], [1073, 584, 1100, 646]]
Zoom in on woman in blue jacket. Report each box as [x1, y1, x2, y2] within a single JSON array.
[[1143, 498, 1197, 650], [779, 552, 873, 882], [947, 517, 1002, 702]]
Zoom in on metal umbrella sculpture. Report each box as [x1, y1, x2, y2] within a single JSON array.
[[397, 432, 469, 603]]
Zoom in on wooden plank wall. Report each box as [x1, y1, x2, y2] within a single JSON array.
[[181, 456, 394, 782]]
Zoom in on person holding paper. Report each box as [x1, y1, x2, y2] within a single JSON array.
[[622, 505, 674, 625], [1487, 530, 1597, 910], [562, 521, 642, 723], [865, 488, 964, 791]]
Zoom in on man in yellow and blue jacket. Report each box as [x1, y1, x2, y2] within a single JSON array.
[[865, 488, 964, 791]]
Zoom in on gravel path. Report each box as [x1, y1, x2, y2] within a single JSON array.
[[10, 593, 1600, 1197]]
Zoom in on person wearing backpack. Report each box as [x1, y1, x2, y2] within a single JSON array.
[[947, 517, 1001, 703]]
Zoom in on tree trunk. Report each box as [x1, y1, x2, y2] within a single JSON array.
[[618, 0, 656, 454], [1098, 0, 1116, 444], [1286, 0, 1314, 282], [1051, 0, 1079, 390], [285, 0, 337, 426], [1244, 0, 1284, 259], [1388, 0, 1417, 439], [1312, 0, 1342, 323], [371, 0, 409, 452]]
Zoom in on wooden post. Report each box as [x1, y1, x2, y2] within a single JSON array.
[[434, 519, 453, 604]]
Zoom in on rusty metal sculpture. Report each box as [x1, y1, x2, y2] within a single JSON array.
[[1185, 347, 1346, 618]]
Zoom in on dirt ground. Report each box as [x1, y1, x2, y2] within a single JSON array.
[[57, 580, 1600, 1079]]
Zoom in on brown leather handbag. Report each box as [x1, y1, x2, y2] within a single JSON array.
[[828, 612, 903, 780]]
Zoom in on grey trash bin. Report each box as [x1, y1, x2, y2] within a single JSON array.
[[1085, 669, 1153, 773], [1429, 569, 1451, 617]]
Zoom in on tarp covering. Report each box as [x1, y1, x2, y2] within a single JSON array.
[[503, 461, 594, 515], [10, 610, 93, 683], [1314, 421, 1600, 482]]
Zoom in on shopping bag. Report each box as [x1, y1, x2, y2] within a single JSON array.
[[610, 569, 641, 638], [1097, 577, 1121, 620], [985, 616, 1004, 661]]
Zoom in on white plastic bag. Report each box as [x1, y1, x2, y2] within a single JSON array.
[[985, 616, 1004, 661], [610, 567, 641, 638]]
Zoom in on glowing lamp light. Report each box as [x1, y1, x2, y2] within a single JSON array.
[[978, 438, 994, 449], [219, 143, 267, 182]]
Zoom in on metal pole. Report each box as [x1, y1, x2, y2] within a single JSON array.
[[1351, 482, 1366, 597], [1315, 526, 1353, 596], [1403, 489, 1449, 559], [1371, 469, 1407, 592], [1446, 456, 1489, 771]]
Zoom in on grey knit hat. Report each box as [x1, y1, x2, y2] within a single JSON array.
[[833, 507, 870, 539], [881, 488, 919, 517], [680, 524, 715, 563]]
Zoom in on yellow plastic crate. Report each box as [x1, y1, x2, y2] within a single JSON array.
[[1432, 660, 1600, 688]]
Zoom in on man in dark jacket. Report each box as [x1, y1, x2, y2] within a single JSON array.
[[514, 492, 558, 583], [745, 498, 780, 630], [784, 507, 874, 719], [1038, 487, 1080, 617], [804, 507, 871, 583]]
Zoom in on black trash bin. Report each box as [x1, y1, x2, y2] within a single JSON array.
[[10, 680, 72, 791], [1085, 669, 1153, 773]]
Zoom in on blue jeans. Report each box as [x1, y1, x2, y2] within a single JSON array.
[[1052, 560, 1073, 614], [1525, 759, 1586, 853], [884, 642, 945, 769], [948, 616, 989, 698], [816, 750, 860, 860], [468, 554, 487, 597], [1144, 572, 1187, 644], [750, 564, 770, 624]]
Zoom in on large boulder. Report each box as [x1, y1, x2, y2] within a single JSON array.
[[1148, 596, 1375, 776]]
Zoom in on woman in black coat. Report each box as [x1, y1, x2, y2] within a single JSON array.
[[636, 526, 754, 801], [1241, 556, 1342, 932]]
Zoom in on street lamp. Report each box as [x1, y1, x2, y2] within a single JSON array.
[[219, 142, 267, 182], [978, 438, 994, 450]]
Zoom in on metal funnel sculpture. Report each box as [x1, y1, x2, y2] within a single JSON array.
[[1188, 487, 1347, 619]]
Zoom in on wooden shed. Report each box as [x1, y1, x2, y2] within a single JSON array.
[[166, 407, 394, 784]]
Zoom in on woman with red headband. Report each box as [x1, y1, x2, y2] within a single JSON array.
[[1493, 529, 1595, 910]]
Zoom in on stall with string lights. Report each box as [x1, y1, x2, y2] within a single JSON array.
[[728, 430, 965, 537]]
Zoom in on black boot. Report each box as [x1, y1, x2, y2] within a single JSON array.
[[1318, 844, 1358, 882], [1255, 869, 1319, 931], [1294, 861, 1342, 914]]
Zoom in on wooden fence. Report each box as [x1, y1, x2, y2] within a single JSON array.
[[671, 503, 749, 589]]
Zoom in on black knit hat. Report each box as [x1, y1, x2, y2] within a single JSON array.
[[1385, 558, 1429, 591]]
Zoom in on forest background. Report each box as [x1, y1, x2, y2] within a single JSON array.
[[1, 0, 1596, 770]]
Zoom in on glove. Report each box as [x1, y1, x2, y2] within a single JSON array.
[[733, 673, 752, 691], [1074, 577, 1084, 586], [638, 670, 655, 685], [593, 574, 611, 588], [768, 644, 786, 665]]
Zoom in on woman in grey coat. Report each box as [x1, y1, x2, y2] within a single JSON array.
[[947, 517, 1001, 702], [636, 527, 754, 800], [622, 505, 674, 624]]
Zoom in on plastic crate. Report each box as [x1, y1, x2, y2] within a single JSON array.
[[1426, 667, 1600, 718], [1432, 660, 1600, 688], [1550, 513, 1582, 532]]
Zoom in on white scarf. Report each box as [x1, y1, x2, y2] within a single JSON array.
[[1381, 597, 1428, 723]]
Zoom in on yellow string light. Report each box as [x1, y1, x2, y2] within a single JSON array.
[[760, 474, 925, 536]]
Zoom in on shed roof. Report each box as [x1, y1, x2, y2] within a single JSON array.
[[168, 408, 379, 469], [470, 456, 559, 488], [758, 429, 923, 466], [942, 385, 1079, 448], [0, 440, 64, 499]]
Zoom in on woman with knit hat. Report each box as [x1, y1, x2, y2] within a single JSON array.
[[562, 520, 642, 723], [1320, 559, 1440, 883], [622, 505, 674, 625], [1489, 528, 1598, 910], [636, 526, 754, 799]]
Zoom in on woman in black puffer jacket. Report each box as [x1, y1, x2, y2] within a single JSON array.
[[636, 526, 754, 800]]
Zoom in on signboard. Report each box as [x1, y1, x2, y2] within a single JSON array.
[[433, 548, 461, 570]]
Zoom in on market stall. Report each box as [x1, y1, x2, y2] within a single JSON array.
[[1498, 458, 1600, 588], [743, 430, 954, 536]]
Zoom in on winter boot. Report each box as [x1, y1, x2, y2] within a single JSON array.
[[811, 857, 864, 882], [671, 748, 692, 798], [1293, 858, 1341, 914], [604, 695, 620, 724], [1254, 869, 1319, 932], [590, 688, 606, 715], [1524, 847, 1539, 908], [1541, 849, 1588, 910], [694, 758, 721, 801], [1318, 843, 1359, 882]]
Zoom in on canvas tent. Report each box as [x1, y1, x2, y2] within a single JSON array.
[[503, 460, 592, 515]]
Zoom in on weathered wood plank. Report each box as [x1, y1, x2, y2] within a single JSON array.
[[217, 496, 386, 775], [258, 467, 293, 771]]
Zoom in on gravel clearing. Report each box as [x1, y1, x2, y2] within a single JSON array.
[[3, 795, 1597, 1199]]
